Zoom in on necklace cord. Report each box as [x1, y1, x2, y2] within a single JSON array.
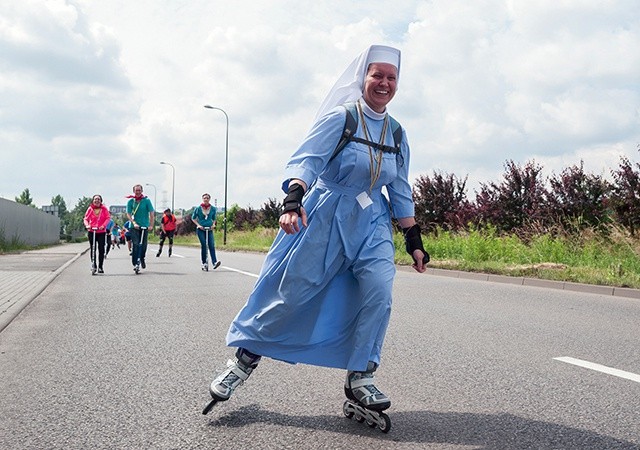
[[357, 100, 388, 192]]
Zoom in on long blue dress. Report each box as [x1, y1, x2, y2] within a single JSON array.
[[226, 102, 415, 372]]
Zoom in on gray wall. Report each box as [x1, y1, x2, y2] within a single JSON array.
[[0, 198, 60, 246]]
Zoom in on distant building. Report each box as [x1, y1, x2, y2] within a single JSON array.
[[110, 205, 127, 215], [42, 205, 59, 217]]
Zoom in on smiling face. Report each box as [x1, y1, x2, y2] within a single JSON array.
[[202, 194, 211, 205], [362, 62, 398, 113], [92, 195, 102, 206]]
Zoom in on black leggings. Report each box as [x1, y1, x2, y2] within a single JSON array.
[[159, 230, 175, 247], [88, 231, 107, 269]]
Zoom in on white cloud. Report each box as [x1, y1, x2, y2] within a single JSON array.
[[0, 0, 638, 212]]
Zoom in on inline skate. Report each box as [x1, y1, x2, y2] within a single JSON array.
[[202, 349, 261, 414], [342, 362, 392, 433]]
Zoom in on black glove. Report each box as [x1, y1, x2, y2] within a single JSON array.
[[402, 224, 430, 264], [282, 183, 305, 215]]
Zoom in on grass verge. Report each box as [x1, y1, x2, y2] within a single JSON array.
[[146, 226, 640, 289]]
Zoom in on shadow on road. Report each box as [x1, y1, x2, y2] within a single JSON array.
[[206, 404, 638, 449]]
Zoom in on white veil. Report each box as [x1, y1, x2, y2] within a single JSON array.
[[313, 44, 401, 123]]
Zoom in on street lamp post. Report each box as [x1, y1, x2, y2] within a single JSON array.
[[204, 105, 229, 245], [159, 161, 175, 213], [145, 183, 157, 226]]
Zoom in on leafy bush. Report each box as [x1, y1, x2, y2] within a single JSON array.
[[472, 160, 547, 233], [233, 205, 260, 230], [412, 171, 471, 233], [545, 161, 612, 232], [259, 198, 282, 229], [176, 214, 196, 235], [610, 154, 640, 236]]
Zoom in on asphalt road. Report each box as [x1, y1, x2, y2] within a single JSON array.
[[0, 244, 638, 449]]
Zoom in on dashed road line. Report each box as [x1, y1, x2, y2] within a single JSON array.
[[221, 266, 259, 278], [554, 356, 640, 383]]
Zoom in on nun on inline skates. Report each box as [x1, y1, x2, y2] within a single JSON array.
[[204, 44, 428, 431]]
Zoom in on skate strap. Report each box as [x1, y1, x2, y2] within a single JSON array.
[[349, 375, 375, 389], [226, 359, 252, 381]]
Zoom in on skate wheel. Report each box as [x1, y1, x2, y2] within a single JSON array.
[[342, 401, 354, 418], [354, 413, 365, 423], [366, 418, 377, 428], [378, 412, 391, 433]]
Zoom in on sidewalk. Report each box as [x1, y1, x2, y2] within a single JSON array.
[[0, 242, 88, 332]]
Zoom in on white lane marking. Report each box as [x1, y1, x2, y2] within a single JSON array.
[[170, 254, 185, 258], [554, 357, 640, 383], [221, 266, 259, 278]]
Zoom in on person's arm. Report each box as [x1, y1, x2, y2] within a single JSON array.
[[397, 217, 428, 273], [279, 179, 308, 234], [192, 208, 202, 229], [127, 214, 138, 228], [278, 108, 347, 235], [126, 201, 138, 228], [83, 208, 91, 230]]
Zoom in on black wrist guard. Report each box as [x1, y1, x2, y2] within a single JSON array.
[[402, 224, 430, 264], [282, 183, 305, 215]]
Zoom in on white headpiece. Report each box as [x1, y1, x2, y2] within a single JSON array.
[[314, 44, 401, 122]]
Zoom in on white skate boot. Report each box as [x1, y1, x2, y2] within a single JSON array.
[[342, 362, 392, 433], [203, 349, 260, 414]]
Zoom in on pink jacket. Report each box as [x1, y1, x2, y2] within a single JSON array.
[[83, 205, 111, 233]]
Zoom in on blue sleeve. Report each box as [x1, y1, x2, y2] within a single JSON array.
[[191, 207, 200, 220], [281, 106, 346, 193], [386, 129, 415, 219]]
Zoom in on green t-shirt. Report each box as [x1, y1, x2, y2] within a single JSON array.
[[127, 197, 154, 228]]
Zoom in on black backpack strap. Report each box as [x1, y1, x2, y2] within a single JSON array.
[[389, 116, 403, 152], [349, 137, 400, 154], [328, 102, 404, 161], [328, 103, 358, 162]]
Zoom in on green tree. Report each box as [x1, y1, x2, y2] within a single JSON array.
[[15, 188, 35, 207], [67, 196, 92, 238], [51, 195, 68, 217], [51, 194, 69, 237]]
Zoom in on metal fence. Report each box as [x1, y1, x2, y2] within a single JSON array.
[[0, 198, 60, 246]]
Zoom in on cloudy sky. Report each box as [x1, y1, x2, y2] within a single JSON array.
[[1, 0, 638, 213]]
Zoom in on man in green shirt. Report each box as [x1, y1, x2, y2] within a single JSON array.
[[126, 184, 155, 272]]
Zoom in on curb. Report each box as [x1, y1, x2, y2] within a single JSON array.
[[397, 266, 640, 300]]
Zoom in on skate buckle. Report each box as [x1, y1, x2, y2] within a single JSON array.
[[342, 400, 391, 433]]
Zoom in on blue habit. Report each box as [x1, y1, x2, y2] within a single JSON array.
[[226, 103, 415, 372]]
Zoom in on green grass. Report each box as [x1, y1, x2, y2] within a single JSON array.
[[0, 229, 30, 254], [149, 226, 640, 289], [151, 227, 277, 253]]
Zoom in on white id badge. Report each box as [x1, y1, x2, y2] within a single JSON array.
[[356, 191, 373, 209]]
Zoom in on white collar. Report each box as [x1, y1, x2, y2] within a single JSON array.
[[359, 98, 386, 120]]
